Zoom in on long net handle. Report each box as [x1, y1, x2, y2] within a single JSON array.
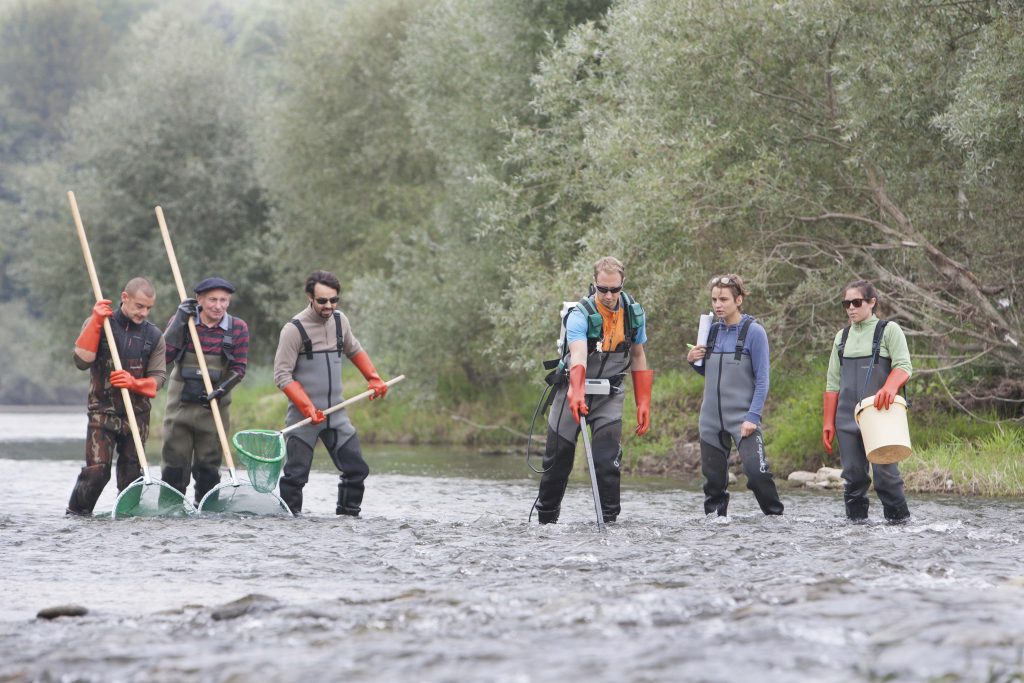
[[282, 375, 406, 435], [155, 206, 237, 479], [69, 191, 151, 479]]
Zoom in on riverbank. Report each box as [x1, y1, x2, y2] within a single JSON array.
[[138, 365, 1024, 497]]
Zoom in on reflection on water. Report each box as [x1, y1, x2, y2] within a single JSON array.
[[1, 412, 1023, 683], [0, 406, 86, 442]]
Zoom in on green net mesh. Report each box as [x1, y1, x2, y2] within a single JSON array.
[[232, 429, 286, 493], [112, 478, 195, 518], [197, 482, 292, 516]]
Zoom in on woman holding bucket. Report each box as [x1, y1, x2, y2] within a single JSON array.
[[822, 280, 912, 523]]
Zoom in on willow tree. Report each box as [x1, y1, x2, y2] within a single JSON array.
[[347, 0, 612, 391], [27, 6, 274, 351], [489, 0, 1022, 404]]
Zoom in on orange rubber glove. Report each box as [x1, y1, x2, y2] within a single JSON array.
[[282, 381, 324, 424], [632, 369, 653, 436], [351, 350, 387, 400], [822, 391, 839, 454], [109, 369, 157, 398], [567, 364, 588, 424], [75, 299, 113, 353], [874, 368, 910, 410]]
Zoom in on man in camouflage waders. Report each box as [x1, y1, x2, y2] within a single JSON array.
[[67, 277, 166, 515], [273, 270, 389, 516], [161, 277, 249, 506]]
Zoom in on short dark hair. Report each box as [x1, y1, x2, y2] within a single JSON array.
[[305, 270, 340, 296], [842, 279, 878, 302], [124, 277, 155, 297]]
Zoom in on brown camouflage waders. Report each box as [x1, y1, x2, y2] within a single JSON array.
[[67, 309, 160, 515]]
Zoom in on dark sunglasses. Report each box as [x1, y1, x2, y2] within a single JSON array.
[[594, 284, 623, 294], [841, 298, 867, 309], [315, 296, 340, 305]]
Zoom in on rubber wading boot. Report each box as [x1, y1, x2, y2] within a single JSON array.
[[884, 502, 911, 524], [845, 495, 869, 522], [335, 485, 361, 517], [161, 467, 188, 495], [67, 464, 108, 515], [194, 469, 221, 507], [536, 507, 560, 524]]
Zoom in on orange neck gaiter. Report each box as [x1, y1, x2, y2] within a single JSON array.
[[595, 299, 626, 352]]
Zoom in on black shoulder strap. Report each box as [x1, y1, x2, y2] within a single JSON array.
[[333, 311, 344, 357], [871, 319, 889, 366], [142, 321, 160, 356], [221, 314, 236, 363], [291, 319, 313, 360], [837, 325, 851, 366], [860, 319, 891, 398], [735, 317, 754, 360], [705, 321, 721, 356]]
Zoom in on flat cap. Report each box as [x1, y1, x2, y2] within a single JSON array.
[[194, 277, 236, 294]]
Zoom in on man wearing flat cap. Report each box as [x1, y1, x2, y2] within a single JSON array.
[[160, 276, 249, 505]]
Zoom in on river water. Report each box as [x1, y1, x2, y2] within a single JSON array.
[[1, 409, 1023, 682]]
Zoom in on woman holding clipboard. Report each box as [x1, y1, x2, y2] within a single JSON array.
[[686, 274, 784, 517]]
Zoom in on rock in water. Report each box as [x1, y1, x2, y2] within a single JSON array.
[[37, 605, 88, 619], [211, 594, 280, 621]]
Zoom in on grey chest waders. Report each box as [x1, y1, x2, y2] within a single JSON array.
[[698, 318, 756, 449]]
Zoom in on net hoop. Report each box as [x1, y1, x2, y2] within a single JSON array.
[[111, 477, 196, 519]]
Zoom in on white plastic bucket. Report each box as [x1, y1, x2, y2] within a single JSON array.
[[855, 395, 912, 464]]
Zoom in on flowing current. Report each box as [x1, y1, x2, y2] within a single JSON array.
[[1, 409, 1023, 682]]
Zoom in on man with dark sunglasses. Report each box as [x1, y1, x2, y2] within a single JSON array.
[[272, 270, 388, 515], [534, 256, 653, 524]]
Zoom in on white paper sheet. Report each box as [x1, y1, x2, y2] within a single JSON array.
[[694, 313, 714, 367]]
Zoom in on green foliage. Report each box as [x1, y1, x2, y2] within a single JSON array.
[[24, 5, 276, 352], [1, 0, 1022, 493], [258, 0, 438, 282], [902, 427, 1024, 497], [0, 0, 112, 162], [762, 364, 829, 474]]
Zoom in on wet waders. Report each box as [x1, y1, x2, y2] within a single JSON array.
[[162, 342, 233, 505], [278, 314, 368, 515], [836, 324, 910, 522], [698, 319, 783, 517], [536, 355, 628, 524], [67, 309, 160, 516]]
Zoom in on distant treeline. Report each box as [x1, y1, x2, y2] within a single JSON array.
[[0, 0, 1020, 416]]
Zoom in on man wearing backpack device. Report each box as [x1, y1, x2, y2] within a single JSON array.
[[534, 256, 653, 524]]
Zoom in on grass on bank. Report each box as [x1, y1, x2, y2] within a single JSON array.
[[150, 364, 1024, 496]]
